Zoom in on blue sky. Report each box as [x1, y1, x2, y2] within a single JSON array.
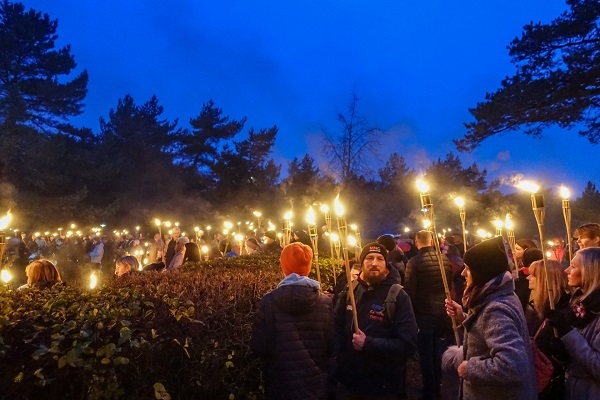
[[23, 0, 598, 197]]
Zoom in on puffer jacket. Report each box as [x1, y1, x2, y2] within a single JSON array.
[[249, 274, 333, 400], [562, 296, 600, 399], [404, 246, 452, 316], [333, 275, 418, 397]]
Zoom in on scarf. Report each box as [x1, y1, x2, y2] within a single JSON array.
[[462, 271, 513, 310]]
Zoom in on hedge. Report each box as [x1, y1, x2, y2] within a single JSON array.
[[0, 254, 339, 399]]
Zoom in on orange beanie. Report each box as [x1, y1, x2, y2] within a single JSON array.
[[280, 242, 313, 276]]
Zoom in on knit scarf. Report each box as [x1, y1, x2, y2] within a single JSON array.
[[462, 271, 513, 310]]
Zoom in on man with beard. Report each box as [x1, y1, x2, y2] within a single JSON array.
[[334, 242, 418, 399]]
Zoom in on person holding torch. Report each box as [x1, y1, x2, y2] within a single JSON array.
[[333, 242, 417, 399], [442, 236, 536, 400]]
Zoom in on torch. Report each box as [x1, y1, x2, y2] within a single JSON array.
[[0, 212, 13, 284], [321, 204, 336, 273], [505, 213, 518, 274], [350, 224, 362, 250], [283, 211, 292, 247], [307, 206, 322, 284], [334, 194, 360, 334], [518, 181, 555, 310], [417, 179, 461, 345], [493, 219, 503, 238], [201, 245, 209, 261], [329, 231, 339, 285], [560, 186, 573, 262], [454, 197, 467, 254], [253, 211, 262, 228]]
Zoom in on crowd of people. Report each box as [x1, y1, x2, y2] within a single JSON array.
[[250, 222, 600, 400], [6, 220, 600, 399]]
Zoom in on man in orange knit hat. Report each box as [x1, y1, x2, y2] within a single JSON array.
[[249, 242, 333, 399]]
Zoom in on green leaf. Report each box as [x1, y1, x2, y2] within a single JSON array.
[[154, 382, 171, 400], [113, 356, 129, 365], [34, 369, 44, 379], [101, 357, 111, 364], [118, 327, 131, 345], [32, 346, 49, 360], [13, 372, 23, 383], [58, 356, 68, 368]]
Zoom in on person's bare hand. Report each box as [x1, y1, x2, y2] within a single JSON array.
[[352, 329, 366, 351]]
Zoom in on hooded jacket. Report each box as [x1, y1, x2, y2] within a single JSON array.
[[333, 275, 418, 397], [249, 274, 333, 400]]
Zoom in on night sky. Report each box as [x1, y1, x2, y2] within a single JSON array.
[[22, 0, 598, 197]]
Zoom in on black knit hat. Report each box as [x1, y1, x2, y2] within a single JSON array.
[[522, 248, 544, 268], [376, 234, 397, 252], [463, 236, 509, 286], [359, 242, 388, 266], [264, 230, 277, 240]]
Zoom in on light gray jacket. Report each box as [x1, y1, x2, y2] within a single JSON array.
[[444, 277, 536, 400]]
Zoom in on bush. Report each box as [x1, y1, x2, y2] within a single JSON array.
[[0, 254, 339, 399]]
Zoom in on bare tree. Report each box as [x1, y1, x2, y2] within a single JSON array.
[[321, 89, 383, 182]]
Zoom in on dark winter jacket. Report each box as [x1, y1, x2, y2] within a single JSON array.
[[404, 246, 452, 318], [333, 275, 418, 397], [249, 274, 333, 400]]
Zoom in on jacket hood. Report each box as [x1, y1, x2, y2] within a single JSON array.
[[272, 278, 321, 315]]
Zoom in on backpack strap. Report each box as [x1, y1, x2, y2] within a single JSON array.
[[384, 283, 403, 321]]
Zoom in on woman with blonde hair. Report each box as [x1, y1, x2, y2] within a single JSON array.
[[527, 259, 570, 398], [18, 259, 62, 290], [547, 247, 600, 399]]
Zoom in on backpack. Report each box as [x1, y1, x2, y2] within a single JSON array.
[[347, 281, 404, 321]]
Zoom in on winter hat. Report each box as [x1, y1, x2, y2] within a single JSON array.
[[280, 242, 313, 276], [463, 236, 509, 286], [359, 242, 389, 266], [245, 238, 260, 251], [521, 247, 544, 274], [376, 234, 397, 252], [264, 230, 277, 240]]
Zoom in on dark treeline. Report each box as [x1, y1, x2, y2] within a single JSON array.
[[0, 1, 599, 239]]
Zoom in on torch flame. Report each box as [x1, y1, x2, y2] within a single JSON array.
[[493, 219, 504, 229], [517, 180, 540, 193], [154, 218, 161, 226], [560, 186, 571, 199], [334, 194, 344, 217], [454, 197, 465, 208], [416, 179, 429, 193], [89, 273, 98, 289], [348, 235, 357, 246], [504, 214, 514, 230], [320, 204, 329, 213], [0, 211, 12, 230], [306, 206, 316, 226], [330, 232, 339, 242], [1, 269, 12, 283], [284, 211, 293, 220]]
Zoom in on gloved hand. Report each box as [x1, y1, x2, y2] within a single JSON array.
[[442, 345, 463, 371], [548, 336, 569, 365], [547, 309, 574, 338]]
